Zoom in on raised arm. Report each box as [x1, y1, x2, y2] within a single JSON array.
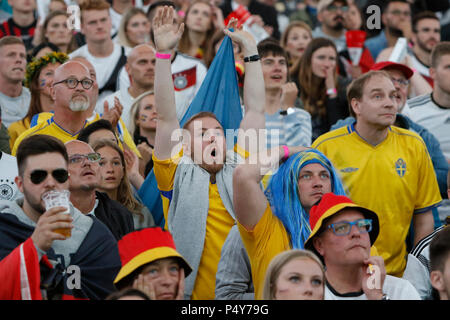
[[233, 146, 307, 229], [153, 6, 185, 160], [224, 20, 266, 153]]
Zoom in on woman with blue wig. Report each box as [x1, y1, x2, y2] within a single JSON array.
[[231, 146, 346, 299]]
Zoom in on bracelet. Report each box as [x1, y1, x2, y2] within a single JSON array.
[[155, 52, 171, 60], [326, 88, 337, 96], [178, 10, 185, 18], [282, 145, 289, 161], [244, 54, 260, 63]]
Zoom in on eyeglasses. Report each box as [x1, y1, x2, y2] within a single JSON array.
[[68, 153, 101, 165], [53, 77, 94, 90], [326, 5, 349, 12], [29, 169, 69, 185], [388, 10, 411, 17], [390, 77, 410, 87], [326, 218, 372, 236]]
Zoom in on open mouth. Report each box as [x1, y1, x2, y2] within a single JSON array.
[[211, 149, 216, 157]]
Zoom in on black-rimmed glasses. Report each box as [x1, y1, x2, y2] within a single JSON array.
[[53, 77, 94, 90]]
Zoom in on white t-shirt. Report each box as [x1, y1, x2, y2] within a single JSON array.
[[0, 87, 31, 128], [69, 43, 130, 104], [99, 86, 135, 129], [118, 52, 207, 121], [0, 152, 22, 201], [405, 94, 450, 159], [325, 275, 421, 300], [109, 8, 122, 38]]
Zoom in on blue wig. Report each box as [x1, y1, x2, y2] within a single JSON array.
[[264, 149, 346, 249]]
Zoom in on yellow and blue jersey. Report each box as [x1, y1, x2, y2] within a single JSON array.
[[312, 124, 442, 277], [12, 112, 140, 157]]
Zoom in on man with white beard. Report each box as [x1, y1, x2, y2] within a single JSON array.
[[11, 61, 97, 155]]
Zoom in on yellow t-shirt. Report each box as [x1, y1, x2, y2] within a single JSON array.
[[11, 113, 140, 157], [312, 124, 442, 277], [152, 149, 237, 300], [237, 203, 291, 300], [8, 117, 30, 150]]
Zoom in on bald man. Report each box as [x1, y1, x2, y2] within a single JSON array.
[[11, 61, 97, 155], [100, 44, 156, 128], [65, 140, 134, 240]]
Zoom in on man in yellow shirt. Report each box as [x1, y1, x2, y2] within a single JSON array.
[[11, 58, 139, 157], [312, 70, 442, 277], [151, 8, 265, 300]]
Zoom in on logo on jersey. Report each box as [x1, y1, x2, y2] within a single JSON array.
[[340, 167, 359, 173], [172, 66, 197, 91], [395, 158, 406, 177], [0, 179, 15, 200]]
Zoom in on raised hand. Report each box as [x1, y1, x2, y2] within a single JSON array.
[[223, 18, 257, 56], [101, 97, 123, 129], [152, 6, 185, 53], [280, 82, 299, 110]]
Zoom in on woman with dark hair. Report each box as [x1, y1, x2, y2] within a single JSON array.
[[178, 0, 223, 62], [8, 52, 69, 150], [294, 37, 350, 141]]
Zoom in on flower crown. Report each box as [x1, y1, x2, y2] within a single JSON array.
[[25, 51, 69, 88]]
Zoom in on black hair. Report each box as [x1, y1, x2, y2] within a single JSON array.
[[16, 135, 68, 176], [77, 119, 117, 144], [30, 42, 60, 60], [106, 287, 151, 300], [430, 227, 450, 273]]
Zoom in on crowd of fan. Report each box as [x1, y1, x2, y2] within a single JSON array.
[[0, 0, 449, 301]]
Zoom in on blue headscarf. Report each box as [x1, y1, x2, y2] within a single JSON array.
[[264, 149, 346, 249]]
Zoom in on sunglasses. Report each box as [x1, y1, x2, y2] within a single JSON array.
[[29, 169, 69, 185]]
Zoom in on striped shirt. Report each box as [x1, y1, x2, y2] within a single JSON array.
[[0, 18, 36, 51], [265, 108, 312, 149], [405, 94, 450, 159], [403, 225, 447, 299]]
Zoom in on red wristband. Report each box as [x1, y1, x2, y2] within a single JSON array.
[[155, 52, 171, 59], [282, 145, 289, 161]]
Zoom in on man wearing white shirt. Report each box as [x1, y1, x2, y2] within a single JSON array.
[[69, 0, 128, 105], [101, 44, 155, 128], [304, 193, 421, 300], [406, 42, 450, 162]]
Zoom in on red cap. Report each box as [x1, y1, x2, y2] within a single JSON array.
[[370, 61, 414, 79], [304, 193, 379, 252], [114, 227, 192, 284]]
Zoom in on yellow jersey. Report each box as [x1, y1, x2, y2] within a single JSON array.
[[11, 112, 140, 157], [237, 203, 291, 300], [312, 124, 442, 277], [152, 150, 235, 300]]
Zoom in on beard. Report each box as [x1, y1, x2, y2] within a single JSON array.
[[23, 188, 46, 214], [387, 25, 404, 38], [69, 96, 90, 112]]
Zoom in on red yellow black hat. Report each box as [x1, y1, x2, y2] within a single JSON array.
[[114, 227, 192, 284], [304, 193, 380, 253]]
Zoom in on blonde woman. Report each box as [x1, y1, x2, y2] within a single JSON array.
[[280, 21, 312, 69], [117, 7, 151, 48], [262, 249, 325, 300]]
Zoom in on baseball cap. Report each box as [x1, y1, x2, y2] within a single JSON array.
[[304, 193, 380, 253], [114, 227, 192, 284], [317, 0, 348, 13], [370, 61, 414, 79]]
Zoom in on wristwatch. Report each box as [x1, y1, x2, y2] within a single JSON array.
[[244, 54, 260, 63]]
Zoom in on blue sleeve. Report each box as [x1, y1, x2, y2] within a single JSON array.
[[137, 169, 165, 228]]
